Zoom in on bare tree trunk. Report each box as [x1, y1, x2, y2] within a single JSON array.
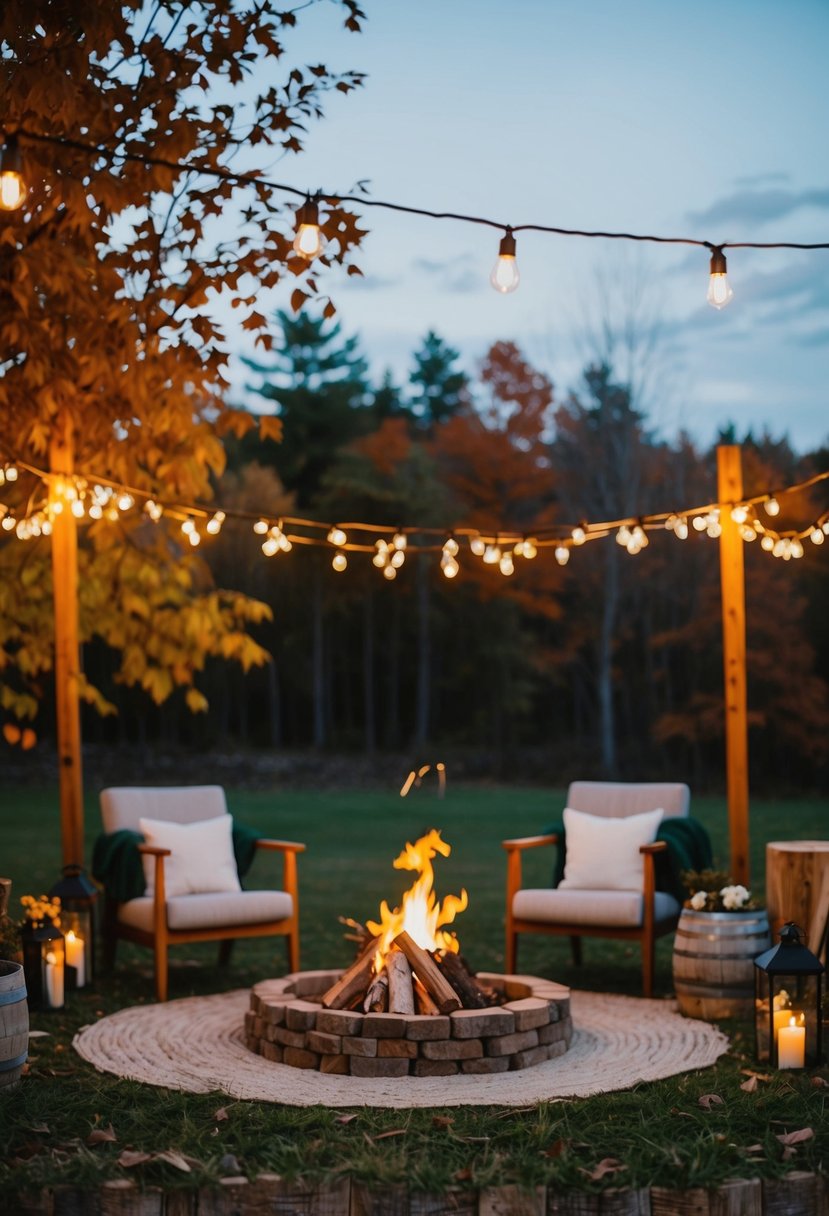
[[597, 543, 619, 777], [266, 654, 281, 748], [363, 589, 376, 755], [414, 554, 431, 747], [312, 557, 326, 748]]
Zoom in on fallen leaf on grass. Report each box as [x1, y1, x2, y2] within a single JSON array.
[[117, 1150, 152, 1168], [27, 1030, 50, 1039], [432, 1115, 454, 1129], [213, 1107, 229, 1122], [543, 1138, 570, 1158], [775, 1128, 814, 1146], [28, 1125, 49, 1135], [698, 1093, 725, 1110], [371, 1129, 407, 1141], [740, 1068, 771, 1081], [454, 1167, 473, 1183], [579, 1158, 626, 1182], [740, 1076, 759, 1093], [334, 1113, 358, 1125], [87, 1125, 117, 1145], [746, 1144, 765, 1155], [811, 1076, 828, 1087], [153, 1149, 192, 1172]]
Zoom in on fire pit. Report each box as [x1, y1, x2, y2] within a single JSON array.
[[244, 830, 573, 1077]]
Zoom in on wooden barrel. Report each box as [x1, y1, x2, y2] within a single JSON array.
[[0, 960, 29, 1090], [672, 908, 770, 1021]]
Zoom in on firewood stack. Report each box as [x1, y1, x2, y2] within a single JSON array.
[[320, 930, 499, 1016]]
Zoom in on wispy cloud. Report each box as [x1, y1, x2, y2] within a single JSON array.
[[341, 271, 401, 292], [412, 254, 483, 295], [687, 187, 829, 229]]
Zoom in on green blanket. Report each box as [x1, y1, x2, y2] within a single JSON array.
[[92, 820, 263, 903], [542, 814, 712, 904]]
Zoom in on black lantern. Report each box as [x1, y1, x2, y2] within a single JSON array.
[[49, 866, 97, 989], [754, 922, 824, 1069], [21, 919, 65, 1012]]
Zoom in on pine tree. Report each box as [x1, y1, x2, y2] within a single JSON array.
[[408, 331, 468, 430]]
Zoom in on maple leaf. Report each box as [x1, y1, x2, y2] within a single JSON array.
[[698, 1093, 725, 1110]]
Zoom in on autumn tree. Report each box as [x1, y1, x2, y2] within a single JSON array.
[[0, 1, 366, 737]]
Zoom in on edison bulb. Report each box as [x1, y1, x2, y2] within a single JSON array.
[[327, 526, 347, 547], [810, 527, 824, 545], [490, 229, 519, 294], [706, 248, 733, 310], [0, 138, 26, 211], [292, 199, 324, 260], [764, 496, 780, 517], [441, 555, 459, 578], [554, 545, 570, 566], [382, 563, 397, 581], [332, 551, 347, 572]]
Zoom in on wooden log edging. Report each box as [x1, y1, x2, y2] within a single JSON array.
[[245, 969, 573, 1077], [17, 1172, 829, 1214]]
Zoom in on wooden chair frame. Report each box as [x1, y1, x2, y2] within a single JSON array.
[[104, 837, 305, 1002], [503, 832, 676, 997]]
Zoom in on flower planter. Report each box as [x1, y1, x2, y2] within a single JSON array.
[[672, 907, 770, 1021]]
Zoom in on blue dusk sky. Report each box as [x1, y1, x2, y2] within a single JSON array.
[[230, 0, 829, 453]]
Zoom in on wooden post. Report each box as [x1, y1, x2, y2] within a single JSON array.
[[717, 444, 749, 887], [49, 411, 85, 868]]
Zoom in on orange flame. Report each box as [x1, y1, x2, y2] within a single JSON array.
[[365, 829, 468, 969]]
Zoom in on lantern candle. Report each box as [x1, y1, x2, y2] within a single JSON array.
[[64, 930, 86, 988], [44, 950, 64, 1009], [773, 1008, 791, 1042], [778, 1015, 805, 1069]]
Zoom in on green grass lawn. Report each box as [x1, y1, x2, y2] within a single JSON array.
[[1, 782, 827, 1200]]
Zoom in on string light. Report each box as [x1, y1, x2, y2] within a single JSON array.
[[490, 228, 520, 294], [706, 247, 733, 310], [292, 196, 324, 260], [0, 136, 27, 211], [1, 456, 826, 577]]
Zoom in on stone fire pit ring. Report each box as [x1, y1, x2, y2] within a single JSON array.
[[245, 970, 572, 1077]]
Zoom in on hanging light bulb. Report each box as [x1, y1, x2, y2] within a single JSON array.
[[0, 136, 27, 211], [117, 492, 134, 511], [554, 545, 570, 566], [764, 496, 780, 517], [71, 499, 85, 518], [253, 519, 269, 535], [489, 228, 520, 294], [262, 536, 279, 556], [5, 465, 18, 483], [760, 534, 775, 552], [739, 524, 757, 542], [791, 537, 804, 559], [441, 554, 459, 579], [499, 552, 514, 576], [706, 246, 733, 310], [392, 531, 407, 551], [616, 525, 632, 546], [88, 503, 103, 520], [442, 536, 459, 557], [390, 548, 405, 569], [730, 504, 749, 524], [522, 537, 538, 559], [327, 526, 347, 547], [332, 551, 347, 572], [571, 525, 586, 546], [292, 197, 324, 260], [482, 543, 501, 564], [469, 535, 486, 557], [181, 518, 195, 536], [145, 500, 163, 522], [382, 563, 397, 581], [206, 511, 225, 535], [810, 526, 824, 545], [674, 516, 689, 540]]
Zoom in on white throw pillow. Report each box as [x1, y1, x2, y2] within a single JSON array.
[[138, 814, 241, 898], [558, 807, 664, 891]]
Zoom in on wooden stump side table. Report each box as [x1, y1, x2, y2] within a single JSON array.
[[765, 840, 829, 962]]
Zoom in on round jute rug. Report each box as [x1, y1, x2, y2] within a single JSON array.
[[73, 990, 729, 1107]]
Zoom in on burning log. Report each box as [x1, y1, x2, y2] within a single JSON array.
[[439, 949, 496, 1009], [386, 949, 415, 1015], [321, 938, 379, 1010], [394, 930, 461, 1014], [363, 969, 389, 1013], [413, 976, 439, 1016]]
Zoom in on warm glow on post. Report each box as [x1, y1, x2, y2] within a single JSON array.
[[706, 247, 733, 310], [292, 197, 324, 260], [490, 228, 520, 294], [0, 137, 27, 211]]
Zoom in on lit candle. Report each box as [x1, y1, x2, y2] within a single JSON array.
[[65, 930, 86, 988], [777, 1015, 805, 1069], [44, 950, 64, 1009]]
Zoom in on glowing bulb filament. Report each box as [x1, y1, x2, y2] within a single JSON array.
[[706, 247, 733, 310], [293, 198, 324, 260]]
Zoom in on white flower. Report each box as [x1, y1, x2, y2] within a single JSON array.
[[690, 890, 708, 910], [720, 884, 750, 910]]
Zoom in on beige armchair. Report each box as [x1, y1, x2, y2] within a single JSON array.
[[503, 781, 690, 997], [99, 785, 304, 1001]]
